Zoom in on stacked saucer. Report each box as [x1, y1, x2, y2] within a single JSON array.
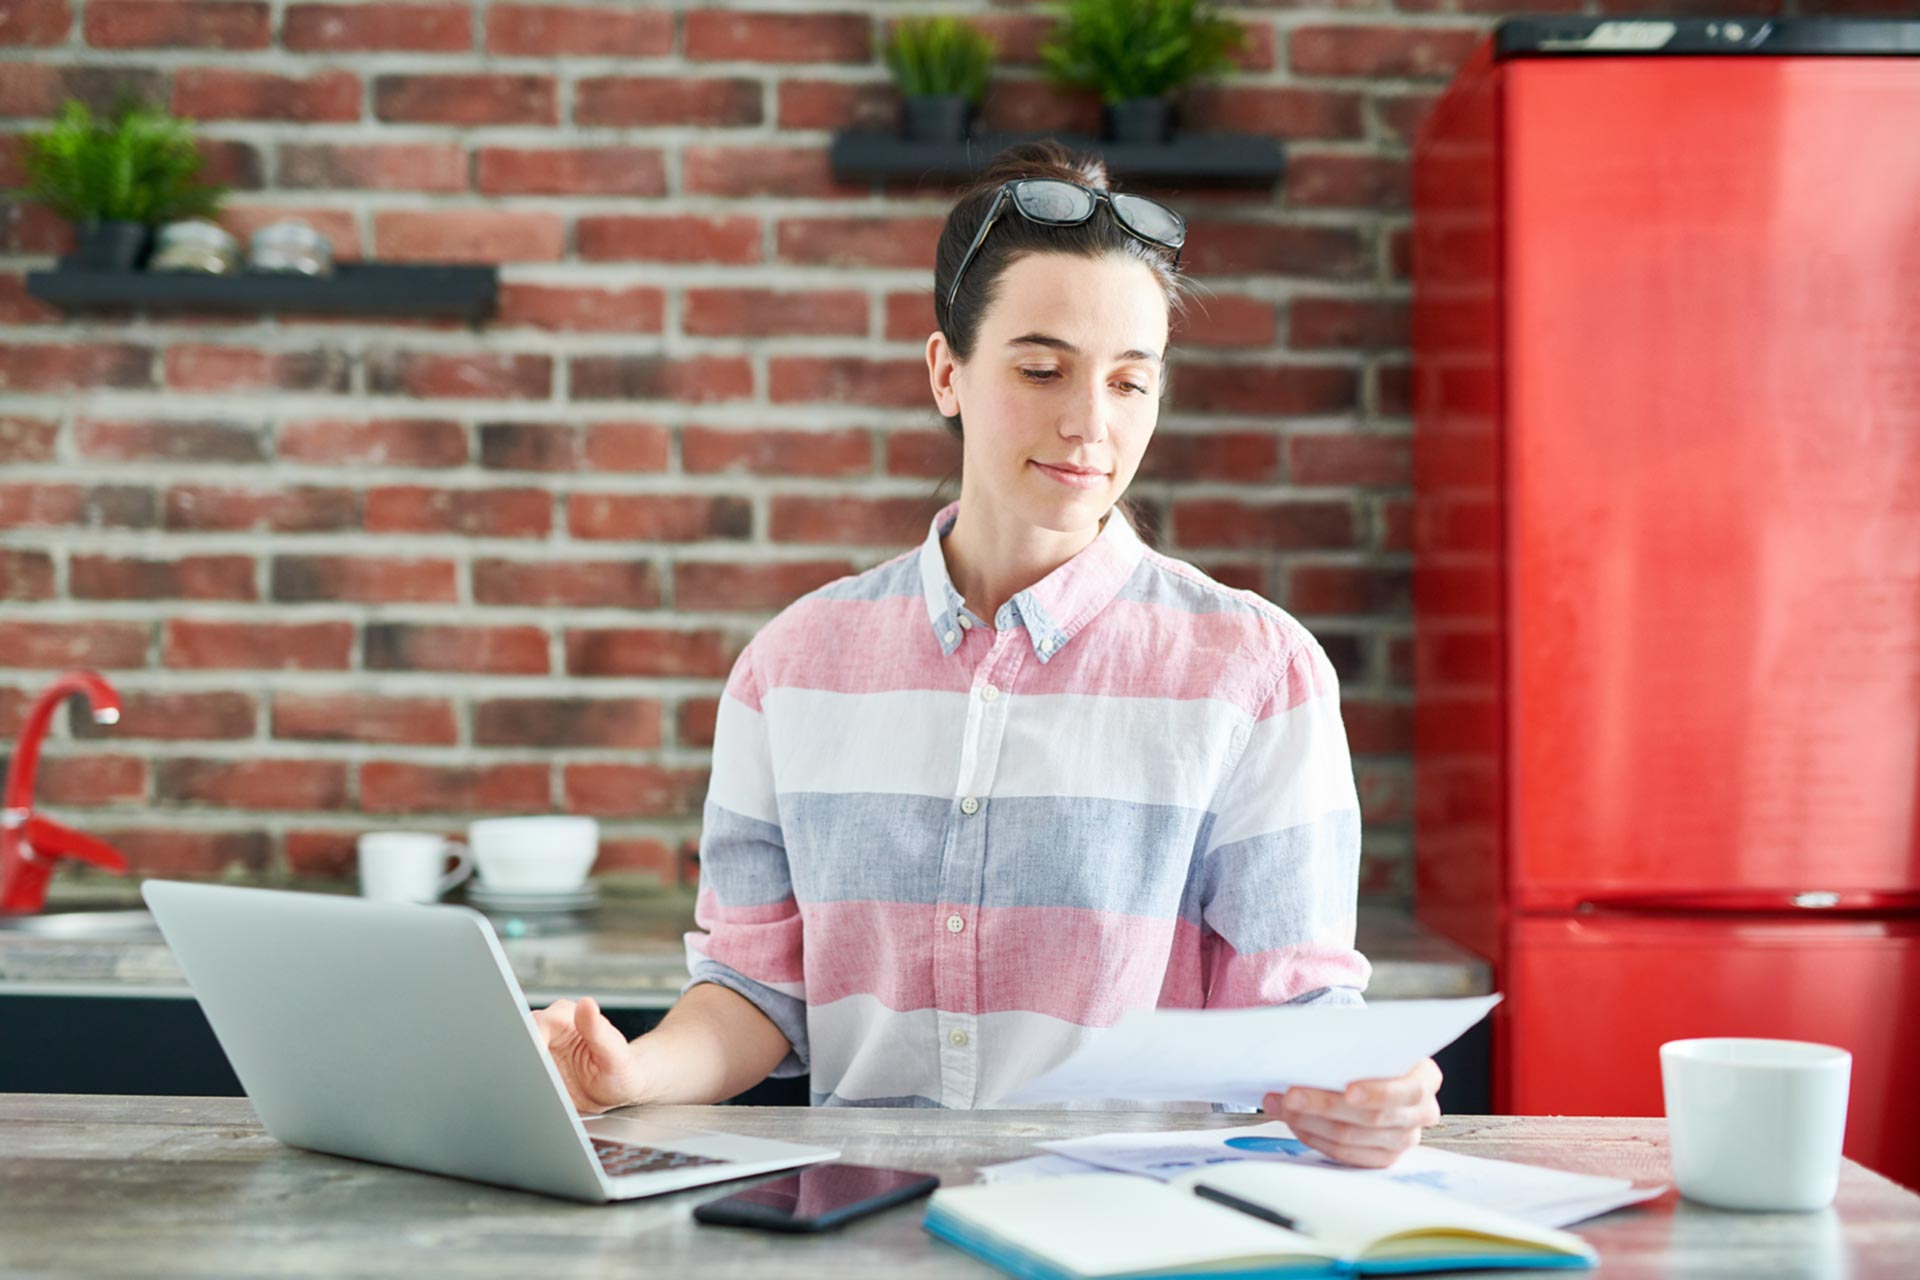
[[466, 879, 600, 915]]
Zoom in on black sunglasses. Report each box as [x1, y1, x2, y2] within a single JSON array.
[[946, 178, 1187, 315]]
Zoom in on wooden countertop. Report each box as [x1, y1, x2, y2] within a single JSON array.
[[0, 887, 1491, 1005], [3, 1096, 1913, 1277]]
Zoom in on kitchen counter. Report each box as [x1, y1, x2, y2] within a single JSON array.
[[3, 1096, 1915, 1277], [0, 886, 1491, 1008]]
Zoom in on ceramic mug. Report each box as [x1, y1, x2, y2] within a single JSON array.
[[356, 831, 473, 904], [467, 815, 599, 891], [1660, 1037, 1851, 1211]]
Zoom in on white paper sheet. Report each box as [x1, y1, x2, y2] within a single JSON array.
[[997, 993, 1503, 1108]]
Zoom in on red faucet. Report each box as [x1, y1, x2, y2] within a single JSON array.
[[2, 670, 131, 914]]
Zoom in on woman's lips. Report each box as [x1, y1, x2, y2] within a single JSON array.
[[1030, 460, 1109, 491]]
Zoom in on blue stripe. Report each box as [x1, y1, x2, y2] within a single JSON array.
[[1201, 808, 1362, 953]]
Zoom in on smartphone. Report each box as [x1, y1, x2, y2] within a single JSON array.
[[691, 1162, 940, 1233]]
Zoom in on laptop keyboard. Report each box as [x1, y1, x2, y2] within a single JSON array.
[[591, 1137, 731, 1178]]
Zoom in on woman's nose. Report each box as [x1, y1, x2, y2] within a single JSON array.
[[1059, 380, 1109, 443]]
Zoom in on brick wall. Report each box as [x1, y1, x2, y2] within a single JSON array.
[[0, 1, 1822, 903]]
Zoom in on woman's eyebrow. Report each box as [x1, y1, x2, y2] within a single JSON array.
[[1006, 332, 1163, 364]]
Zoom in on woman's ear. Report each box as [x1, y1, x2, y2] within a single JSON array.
[[926, 331, 962, 418]]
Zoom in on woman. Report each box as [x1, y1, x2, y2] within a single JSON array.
[[535, 141, 1442, 1168]]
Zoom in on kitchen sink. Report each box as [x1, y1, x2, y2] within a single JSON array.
[[0, 909, 162, 939]]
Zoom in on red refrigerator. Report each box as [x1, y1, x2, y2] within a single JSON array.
[[1412, 17, 1920, 1191]]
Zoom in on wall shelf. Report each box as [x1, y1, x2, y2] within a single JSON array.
[[23, 262, 498, 322], [830, 130, 1286, 188]]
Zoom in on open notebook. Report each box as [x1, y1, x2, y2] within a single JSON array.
[[924, 1162, 1599, 1280]]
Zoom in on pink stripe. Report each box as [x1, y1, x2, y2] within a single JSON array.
[[1155, 917, 1208, 1009], [686, 891, 804, 985], [722, 647, 763, 712], [1205, 936, 1373, 1007]]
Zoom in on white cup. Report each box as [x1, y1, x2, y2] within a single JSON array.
[[356, 831, 473, 904], [1660, 1037, 1851, 1211], [468, 815, 599, 891]]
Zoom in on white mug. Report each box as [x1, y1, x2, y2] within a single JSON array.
[[468, 815, 599, 891], [1661, 1037, 1851, 1211], [356, 831, 473, 904]]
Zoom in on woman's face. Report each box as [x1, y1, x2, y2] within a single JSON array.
[[931, 251, 1169, 535]]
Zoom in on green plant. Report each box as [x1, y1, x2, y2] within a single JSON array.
[[10, 98, 228, 226], [882, 15, 998, 103], [1039, 0, 1246, 104]]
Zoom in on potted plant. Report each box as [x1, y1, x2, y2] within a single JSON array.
[[1039, 0, 1246, 145], [881, 15, 997, 144], [10, 97, 228, 271]]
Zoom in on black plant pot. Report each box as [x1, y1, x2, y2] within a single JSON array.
[[902, 94, 977, 143], [63, 219, 150, 271], [1103, 96, 1178, 145]]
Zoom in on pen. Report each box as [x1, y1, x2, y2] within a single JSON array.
[[1193, 1183, 1298, 1231]]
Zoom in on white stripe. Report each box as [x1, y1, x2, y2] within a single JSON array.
[[706, 692, 781, 826], [1205, 693, 1359, 852], [762, 687, 972, 797]]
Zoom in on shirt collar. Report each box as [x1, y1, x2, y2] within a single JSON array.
[[917, 499, 1145, 663]]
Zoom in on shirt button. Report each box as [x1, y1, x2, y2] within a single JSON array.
[[944, 630, 957, 644], [960, 796, 980, 815], [949, 1030, 968, 1048], [957, 616, 972, 630], [946, 914, 965, 934], [980, 684, 999, 702], [1039, 637, 1055, 654]]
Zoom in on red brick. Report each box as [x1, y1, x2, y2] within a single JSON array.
[[769, 496, 935, 546], [477, 422, 581, 472], [472, 558, 661, 609], [883, 290, 936, 342], [363, 623, 549, 675], [981, 80, 1100, 135], [769, 357, 927, 408], [373, 210, 565, 263], [476, 147, 666, 197], [173, 68, 360, 121], [496, 284, 665, 333], [1374, 90, 1443, 145], [593, 836, 679, 884], [777, 216, 943, 268], [284, 3, 471, 52], [576, 76, 762, 127], [276, 418, 468, 468], [1289, 432, 1412, 486], [0, 621, 148, 667], [273, 693, 456, 746], [682, 427, 871, 478], [582, 422, 671, 473], [359, 762, 550, 814], [486, 4, 670, 56], [1288, 563, 1412, 616], [374, 73, 555, 124], [0, 343, 152, 392], [75, 416, 265, 462], [1182, 221, 1371, 279], [363, 486, 551, 538], [0, 548, 54, 599], [676, 698, 719, 748], [366, 349, 553, 399], [0, 415, 57, 462], [1380, 496, 1414, 552], [1172, 293, 1276, 348], [1172, 499, 1357, 550], [110, 828, 271, 877], [163, 620, 352, 670], [70, 553, 256, 601], [69, 690, 255, 741], [164, 485, 358, 533], [1194, 560, 1267, 595], [0, 0, 71, 45], [157, 759, 349, 809], [165, 345, 348, 393], [475, 698, 662, 749], [577, 214, 760, 264], [569, 355, 752, 403], [1290, 25, 1481, 79], [1137, 432, 1279, 483], [1289, 297, 1410, 350], [0, 271, 62, 324], [1374, 363, 1413, 416], [1168, 363, 1358, 416], [777, 79, 894, 131], [84, 1, 268, 49], [685, 288, 866, 338], [568, 494, 752, 543], [564, 627, 743, 678], [884, 431, 960, 478], [674, 560, 856, 612], [1182, 85, 1365, 141], [565, 764, 708, 818], [192, 137, 264, 191], [685, 10, 871, 64], [270, 555, 458, 604], [683, 146, 863, 198], [39, 754, 146, 805], [1287, 153, 1410, 210], [279, 142, 467, 192], [0, 484, 156, 529]]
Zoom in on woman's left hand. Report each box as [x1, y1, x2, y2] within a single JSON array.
[[1262, 1056, 1444, 1168]]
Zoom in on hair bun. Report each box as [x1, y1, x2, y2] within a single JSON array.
[[974, 139, 1109, 193]]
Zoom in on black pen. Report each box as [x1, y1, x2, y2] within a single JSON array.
[[1193, 1182, 1299, 1231]]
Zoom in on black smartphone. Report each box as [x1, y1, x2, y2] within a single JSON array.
[[691, 1162, 940, 1233]]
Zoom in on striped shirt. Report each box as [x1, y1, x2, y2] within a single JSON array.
[[682, 499, 1371, 1109]]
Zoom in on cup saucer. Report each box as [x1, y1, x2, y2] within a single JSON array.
[[466, 880, 599, 913]]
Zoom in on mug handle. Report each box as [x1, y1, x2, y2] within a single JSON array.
[[437, 839, 474, 897]]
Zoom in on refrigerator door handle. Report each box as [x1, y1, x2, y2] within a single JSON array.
[[1576, 890, 1920, 915]]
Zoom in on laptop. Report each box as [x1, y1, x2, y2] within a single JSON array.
[[140, 879, 838, 1203]]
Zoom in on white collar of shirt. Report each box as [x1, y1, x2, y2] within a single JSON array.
[[916, 499, 1146, 664]]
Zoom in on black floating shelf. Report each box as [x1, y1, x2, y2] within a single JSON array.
[[830, 130, 1285, 189], [24, 262, 498, 322]]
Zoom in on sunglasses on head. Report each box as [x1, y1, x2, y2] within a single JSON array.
[[946, 178, 1187, 316]]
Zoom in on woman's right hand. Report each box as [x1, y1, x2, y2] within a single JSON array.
[[532, 996, 647, 1115]]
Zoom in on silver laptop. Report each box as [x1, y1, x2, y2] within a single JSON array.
[[141, 879, 837, 1203]]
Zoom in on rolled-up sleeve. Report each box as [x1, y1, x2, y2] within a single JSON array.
[[681, 644, 809, 1077], [1198, 635, 1371, 1011]]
